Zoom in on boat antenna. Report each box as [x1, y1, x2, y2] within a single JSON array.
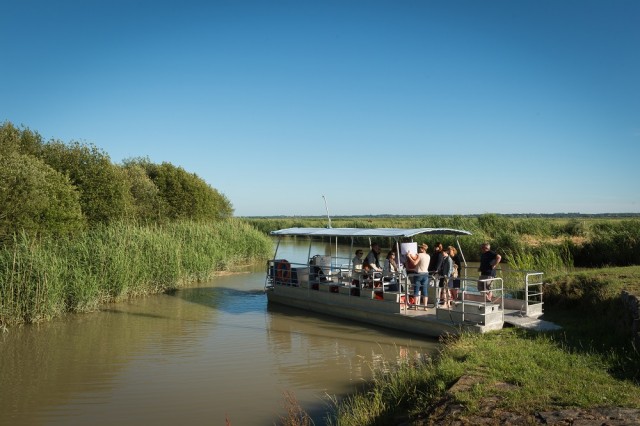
[[322, 195, 332, 228]]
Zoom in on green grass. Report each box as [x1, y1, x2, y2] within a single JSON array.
[[438, 331, 639, 410], [323, 267, 640, 425], [325, 329, 640, 425], [0, 219, 272, 325]]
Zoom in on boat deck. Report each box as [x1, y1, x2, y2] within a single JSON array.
[[503, 310, 561, 331], [400, 304, 560, 331]]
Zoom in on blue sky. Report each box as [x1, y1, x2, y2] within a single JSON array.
[[2, 0, 639, 216]]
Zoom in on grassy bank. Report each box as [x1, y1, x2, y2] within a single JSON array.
[[0, 219, 272, 326], [322, 266, 640, 425]]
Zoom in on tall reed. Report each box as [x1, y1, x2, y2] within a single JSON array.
[[0, 219, 272, 325]]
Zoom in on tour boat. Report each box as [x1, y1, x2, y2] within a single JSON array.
[[264, 227, 553, 338]]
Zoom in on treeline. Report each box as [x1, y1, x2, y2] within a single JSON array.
[[0, 121, 233, 244], [244, 215, 640, 270], [0, 122, 272, 326]]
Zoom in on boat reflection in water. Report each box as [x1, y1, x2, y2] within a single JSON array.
[[0, 258, 438, 426], [266, 302, 434, 388]]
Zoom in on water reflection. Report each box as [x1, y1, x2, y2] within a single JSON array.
[[0, 242, 440, 425], [266, 303, 433, 389]]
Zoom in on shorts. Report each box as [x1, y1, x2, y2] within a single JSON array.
[[478, 275, 494, 291]]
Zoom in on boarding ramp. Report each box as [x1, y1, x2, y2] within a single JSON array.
[[436, 277, 505, 327]]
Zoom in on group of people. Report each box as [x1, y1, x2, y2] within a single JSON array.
[[351, 241, 502, 307], [404, 242, 461, 307], [351, 243, 402, 291]]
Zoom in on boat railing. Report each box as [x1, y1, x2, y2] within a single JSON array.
[[458, 266, 545, 318], [450, 277, 505, 325], [522, 271, 544, 317], [265, 258, 409, 292]]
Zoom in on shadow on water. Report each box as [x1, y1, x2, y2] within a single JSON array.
[[168, 285, 268, 314], [100, 309, 168, 319]]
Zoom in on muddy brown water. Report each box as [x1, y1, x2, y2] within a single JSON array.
[[0, 241, 440, 425]]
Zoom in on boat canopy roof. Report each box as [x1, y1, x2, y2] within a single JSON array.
[[270, 227, 472, 238]]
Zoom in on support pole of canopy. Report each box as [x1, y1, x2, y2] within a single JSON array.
[[322, 195, 331, 229]]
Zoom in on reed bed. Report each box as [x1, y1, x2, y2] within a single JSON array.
[[0, 219, 272, 325], [246, 216, 640, 270]]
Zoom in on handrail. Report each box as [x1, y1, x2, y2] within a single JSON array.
[[524, 272, 544, 316], [453, 277, 504, 324]]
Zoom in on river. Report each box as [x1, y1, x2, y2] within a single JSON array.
[[0, 240, 439, 425]]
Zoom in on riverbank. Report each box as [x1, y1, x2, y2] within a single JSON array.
[[0, 219, 272, 326], [321, 266, 640, 425]]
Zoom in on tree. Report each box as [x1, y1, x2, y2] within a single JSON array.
[[38, 141, 134, 225], [0, 121, 44, 157], [121, 160, 168, 223], [142, 161, 233, 222], [0, 152, 85, 243]]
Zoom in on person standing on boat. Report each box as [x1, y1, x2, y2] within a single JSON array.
[[429, 242, 444, 275], [438, 247, 454, 306], [449, 246, 462, 301], [363, 243, 382, 272], [407, 243, 431, 307], [478, 242, 501, 302]]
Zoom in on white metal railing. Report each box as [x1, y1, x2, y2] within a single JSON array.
[[524, 272, 544, 316], [455, 277, 504, 324]]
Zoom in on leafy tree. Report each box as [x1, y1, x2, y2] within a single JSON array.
[[121, 161, 168, 223], [38, 141, 134, 225], [0, 121, 44, 157], [142, 161, 233, 221], [0, 152, 85, 243]]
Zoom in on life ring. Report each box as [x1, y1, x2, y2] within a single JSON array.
[[275, 260, 291, 284]]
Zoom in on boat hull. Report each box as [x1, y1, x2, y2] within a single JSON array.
[[265, 285, 496, 338]]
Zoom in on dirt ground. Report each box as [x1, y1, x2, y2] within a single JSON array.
[[398, 375, 640, 425]]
